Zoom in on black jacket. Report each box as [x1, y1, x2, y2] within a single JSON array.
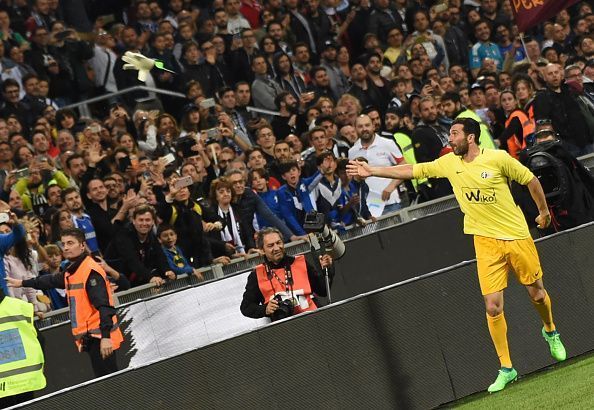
[[85, 202, 118, 254], [534, 84, 591, 148], [516, 140, 594, 234], [347, 82, 390, 116], [367, 7, 404, 45], [231, 48, 259, 84], [443, 25, 469, 68], [411, 122, 453, 199], [53, 39, 95, 97], [182, 58, 232, 98], [240, 254, 332, 319], [104, 224, 169, 286]]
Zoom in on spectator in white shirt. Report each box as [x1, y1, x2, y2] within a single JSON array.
[[348, 114, 406, 216]]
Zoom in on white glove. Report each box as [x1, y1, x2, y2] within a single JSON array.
[[122, 51, 156, 82]]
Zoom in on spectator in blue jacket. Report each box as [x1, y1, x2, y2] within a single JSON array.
[[227, 169, 304, 242], [0, 204, 25, 295], [337, 157, 374, 226], [249, 168, 302, 236], [277, 160, 322, 235], [158, 224, 204, 281], [313, 151, 344, 229]]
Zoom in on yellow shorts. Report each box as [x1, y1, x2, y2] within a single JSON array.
[[474, 235, 543, 295]]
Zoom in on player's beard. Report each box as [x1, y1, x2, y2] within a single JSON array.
[[451, 139, 469, 156]]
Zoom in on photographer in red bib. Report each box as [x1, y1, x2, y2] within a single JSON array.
[[240, 227, 333, 321]]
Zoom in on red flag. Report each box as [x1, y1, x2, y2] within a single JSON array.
[[511, 0, 580, 33]]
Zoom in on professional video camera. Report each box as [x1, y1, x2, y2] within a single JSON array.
[[303, 211, 346, 303]]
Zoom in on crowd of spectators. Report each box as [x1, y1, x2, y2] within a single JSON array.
[[0, 0, 592, 316]]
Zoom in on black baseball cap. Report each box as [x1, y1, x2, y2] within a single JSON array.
[[468, 82, 485, 93], [322, 40, 338, 51]]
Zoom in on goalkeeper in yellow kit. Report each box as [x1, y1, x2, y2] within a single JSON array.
[[347, 117, 566, 393]]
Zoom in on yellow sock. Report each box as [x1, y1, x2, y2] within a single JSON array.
[[486, 312, 512, 368], [532, 291, 556, 333]]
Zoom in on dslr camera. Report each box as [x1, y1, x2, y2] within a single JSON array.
[[271, 294, 294, 321]]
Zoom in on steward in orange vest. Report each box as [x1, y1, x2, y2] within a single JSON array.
[[240, 228, 333, 321], [502, 108, 535, 159], [16, 228, 124, 377]]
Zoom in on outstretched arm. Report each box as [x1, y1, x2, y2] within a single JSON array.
[[346, 160, 414, 180]]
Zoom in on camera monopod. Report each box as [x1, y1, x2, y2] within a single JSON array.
[[308, 233, 333, 304]]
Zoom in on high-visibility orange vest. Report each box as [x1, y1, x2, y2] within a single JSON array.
[[525, 101, 535, 122], [255, 255, 317, 315], [506, 109, 535, 159], [65, 256, 123, 352]]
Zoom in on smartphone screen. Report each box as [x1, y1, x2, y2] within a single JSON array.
[[174, 176, 193, 189], [199, 98, 216, 109]]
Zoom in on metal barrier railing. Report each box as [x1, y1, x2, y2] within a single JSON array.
[[62, 85, 186, 117], [32, 150, 594, 329]]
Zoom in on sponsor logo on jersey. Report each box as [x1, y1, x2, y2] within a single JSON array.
[[462, 187, 497, 204]]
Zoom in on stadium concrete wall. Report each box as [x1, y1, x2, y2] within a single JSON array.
[[24, 219, 594, 408]]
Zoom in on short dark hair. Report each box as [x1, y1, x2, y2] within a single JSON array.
[[217, 86, 234, 100], [278, 160, 299, 175], [274, 140, 290, 149], [55, 108, 77, 125], [441, 92, 461, 104], [316, 115, 335, 125], [308, 126, 326, 141], [251, 54, 266, 66], [274, 91, 292, 109], [309, 65, 326, 79], [181, 40, 199, 55], [157, 223, 176, 237], [60, 228, 86, 244], [256, 227, 283, 249], [22, 73, 38, 85], [473, 19, 490, 31], [452, 117, 481, 144], [86, 177, 104, 192], [65, 153, 84, 169], [2, 79, 19, 93], [248, 168, 268, 184], [61, 186, 79, 202], [293, 42, 309, 52], [233, 81, 250, 91], [267, 21, 282, 32], [245, 147, 265, 160]]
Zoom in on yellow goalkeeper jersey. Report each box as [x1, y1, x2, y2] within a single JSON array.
[[413, 149, 535, 240]]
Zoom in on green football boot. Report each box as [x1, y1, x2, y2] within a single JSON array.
[[542, 328, 567, 361], [487, 368, 518, 393]]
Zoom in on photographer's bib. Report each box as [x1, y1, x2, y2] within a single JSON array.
[[255, 255, 316, 314]]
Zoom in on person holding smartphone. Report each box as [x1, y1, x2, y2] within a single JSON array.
[[153, 172, 216, 268], [0, 201, 25, 296]]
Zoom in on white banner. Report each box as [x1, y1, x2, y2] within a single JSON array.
[[119, 272, 269, 368]]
